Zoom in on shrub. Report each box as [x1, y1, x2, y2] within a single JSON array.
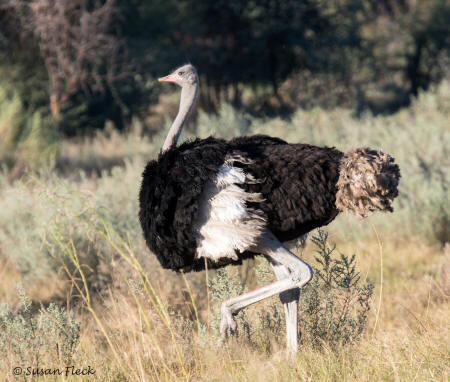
[[207, 260, 286, 353], [0, 285, 80, 366], [207, 230, 373, 352], [209, 267, 252, 341], [300, 230, 374, 349]]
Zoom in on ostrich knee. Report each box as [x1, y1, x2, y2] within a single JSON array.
[[289, 261, 313, 288]]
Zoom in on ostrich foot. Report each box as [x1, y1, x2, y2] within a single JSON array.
[[219, 303, 237, 344]]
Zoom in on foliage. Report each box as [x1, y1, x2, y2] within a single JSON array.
[[5, 0, 131, 117], [0, 81, 58, 170], [0, 0, 149, 136], [0, 285, 80, 366], [207, 232, 373, 352], [0, 159, 145, 287], [300, 230, 374, 349], [367, 0, 450, 100], [209, 267, 252, 341], [172, 0, 343, 96], [1, 0, 449, 133]]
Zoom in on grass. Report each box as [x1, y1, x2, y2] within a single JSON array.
[[0, 238, 447, 381], [0, 81, 448, 380]]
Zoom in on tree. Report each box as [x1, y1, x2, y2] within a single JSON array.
[[3, 0, 132, 117], [172, 0, 334, 106]]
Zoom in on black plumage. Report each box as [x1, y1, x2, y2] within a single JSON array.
[[139, 137, 228, 271], [139, 64, 400, 274], [229, 136, 344, 242], [139, 64, 400, 356], [139, 135, 344, 272]]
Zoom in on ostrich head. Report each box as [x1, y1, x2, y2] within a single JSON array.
[[158, 64, 198, 87], [159, 64, 199, 152]]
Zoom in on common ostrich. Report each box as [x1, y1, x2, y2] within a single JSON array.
[[139, 64, 400, 355]]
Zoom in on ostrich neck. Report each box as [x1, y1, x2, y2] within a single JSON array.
[[161, 83, 199, 153]]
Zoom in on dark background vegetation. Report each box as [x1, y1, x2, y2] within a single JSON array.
[[0, 0, 449, 136]]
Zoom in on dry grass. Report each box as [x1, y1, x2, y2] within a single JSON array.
[[0, 238, 448, 381]]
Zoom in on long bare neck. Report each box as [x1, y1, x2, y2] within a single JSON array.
[[161, 82, 199, 153]]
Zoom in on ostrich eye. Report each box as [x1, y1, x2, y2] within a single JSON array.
[[178, 71, 184, 76]]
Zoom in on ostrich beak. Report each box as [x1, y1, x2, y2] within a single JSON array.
[[158, 74, 177, 83]]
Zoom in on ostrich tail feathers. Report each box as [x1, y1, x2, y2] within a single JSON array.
[[336, 147, 401, 218]]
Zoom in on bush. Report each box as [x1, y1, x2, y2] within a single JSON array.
[[0, 285, 80, 366], [209, 267, 251, 341], [300, 230, 374, 349], [208, 263, 285, 353], [207, 230, 373, 352]]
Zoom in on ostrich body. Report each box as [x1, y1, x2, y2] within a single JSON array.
[[139, 65, 400, 355]]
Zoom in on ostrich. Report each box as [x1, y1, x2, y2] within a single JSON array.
[[139, 64, 400, 355]]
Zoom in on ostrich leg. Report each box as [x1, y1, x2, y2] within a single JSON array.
[[219, 231, 312, 355], [271, 263, 300, 356]]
